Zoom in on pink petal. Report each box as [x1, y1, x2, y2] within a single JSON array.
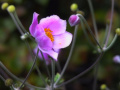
[[29, 12, 39, 37], [34, 24, 45, 37], [38, 46, 58, 61], [34, 47, 51, 64], [40, 15, 66, 35], [35, 35, 53, 51], [53, 31, 72, 49]]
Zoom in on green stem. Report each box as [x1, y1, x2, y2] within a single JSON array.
[[8, 12, 24, 35], [81, 18, 96, 49], [87, 0, 99, 42], [51, 58, 55, 90], [103, 34, 117, 52], [78, 14, 102, 51], [19, 49, 40, 89], [102, 24, 109, 46], [24, 40, 47, 86], [55, 52, 104, 88], [13, 11, 27, 33], [40, 50, 51, 78], [93, 63, 99, 90], [54, 25, 79, 86], [104, 0, 114, 48], [0, 61, 46, 89], [0, 75, 5, 82]]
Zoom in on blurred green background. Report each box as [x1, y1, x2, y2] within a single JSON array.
[[0, 0, 120, 90]]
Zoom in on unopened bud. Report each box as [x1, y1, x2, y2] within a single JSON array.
[[70, 3, 78, 11], [7, 5, 15, 13], [116, 28, 120, 35], [100, 84, 107, 90], [5, 78, 13, 86], [1, 2, 9, 10], [68, 14, 80, 26]]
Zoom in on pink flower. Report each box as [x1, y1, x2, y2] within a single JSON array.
[[29, 12, 72, 61], [68, 14, 80, 26]]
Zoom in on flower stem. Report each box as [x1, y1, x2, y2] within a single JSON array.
[[78, 14, 102, 51], [54, 25, 79, 86], [81, 18, 96, 49], [51, 58, 55, 90], [56, 61, 61, 73], [103, 34, 117, 52], [18, 49, 39, 89], [40, 50, 51, 78], [8, 12, 24, 35], [102, 24, 109, 46], [0, 75, 5, 82], [104, 0, 114, 48], [93, 63, 99, 90], [87, 0, 99, 42], [55, 52, 104, 88], [13, 11, 27, 33], [0, 61, 46, 90]]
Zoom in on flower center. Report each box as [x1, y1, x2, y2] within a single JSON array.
[[44, 28, 54, 42]]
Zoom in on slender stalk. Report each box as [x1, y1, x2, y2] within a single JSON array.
[[102, 24, 109, 46], [93, 63, 99, 90], [8, 12, 24, 35], [24, 40, 47, 85], [19, 49, 43, 89], [81, 19, 96, 49], [13, 11, 27, 33], [55, 52, 104, 88], [56, 61, 61, 73], [0, 61, 46, 90], [87, 0, 99, 42], [104, 0, 114, 48], [54, 25, 79, 86], [0, 75, 5, 82], [104, 34, 117, 52], [40, 50, 51, 78], [78, 14, 102, 51], [51, 58, 55, 90]]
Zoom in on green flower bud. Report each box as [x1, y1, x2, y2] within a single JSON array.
[[70, 3, 78, 11], [116, 28, 120, 35], [1, 2, 9, 10], [7, 5, 15, 13], [100, 84, 107, 90], [5, 78, 13, 86]]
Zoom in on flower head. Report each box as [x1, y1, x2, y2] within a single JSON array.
[[29, 12, 72, 61], [68, 14, 80, 26]]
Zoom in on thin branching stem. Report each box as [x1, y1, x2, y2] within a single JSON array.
[[40, 50, 51, 78], [19, 49, 41, 89], [87, 0, 99, 42], [51, 58, 55, 90], [104, 0, 114, 48], [54, 25, 79, 86], [78, 14, 102, 51], [0, 61, 46, 89], [55, 52, 104, 88], [93, 63, 99, 90], [0, 75, 5, 82], [81, 19, 96, 49]]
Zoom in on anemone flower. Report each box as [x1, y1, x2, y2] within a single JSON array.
[[29, 12, 72, 61]]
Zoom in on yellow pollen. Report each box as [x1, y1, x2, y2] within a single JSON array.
[[44, 28, 54, 42]]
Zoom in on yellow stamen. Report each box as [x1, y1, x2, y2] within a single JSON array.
[[44, 28, 54, 42]]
